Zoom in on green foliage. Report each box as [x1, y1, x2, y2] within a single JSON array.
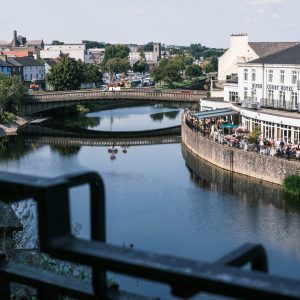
[[133, 61, 145, 73], [204, 57, 218, 73], [0, 74, 27, 116], [143, 42, 154, 52], [283, 175, 300, 204], [82, 63, 103, 84], [51, 40, 64, 45], [105, 57, 130, 75], [247, 127, 261, 144], [189, 44, 224, 59], [102, 44, 130, 66], [82, 40, 106, 49], [46, 57, 84, 91], [151, 57, 182, 84], [101, 45, 130, 78], [185, 64, 202, 79]]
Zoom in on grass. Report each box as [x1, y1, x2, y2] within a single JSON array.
[[283, 175, 300, 204]]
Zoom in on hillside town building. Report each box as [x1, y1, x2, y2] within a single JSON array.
[[203, 43, 300, 144], [0, 31, 44, 57], [218, 33, 298, 82], [40, 44, 87, 62], [129, 43, 161, 69]]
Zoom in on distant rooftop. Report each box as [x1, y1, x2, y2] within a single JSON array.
[[249, 43, 300, 65], [249, 42, 299, 58]]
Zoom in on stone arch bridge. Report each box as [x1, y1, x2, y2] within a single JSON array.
[[22, 89, 203, 115]]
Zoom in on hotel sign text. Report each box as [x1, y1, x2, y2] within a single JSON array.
[[252, 83, 294, 91]]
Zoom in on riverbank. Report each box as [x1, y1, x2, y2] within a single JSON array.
[[0, 116, 31, 137], [181, 118, 300, 185]]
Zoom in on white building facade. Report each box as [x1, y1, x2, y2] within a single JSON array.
[[40, 44, 87, 62], [216, 43, 300, 144], [218, 33, 298, 82], [238, 63, 299, 111]]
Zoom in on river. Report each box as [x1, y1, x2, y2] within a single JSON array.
[[1, 103, 300, 299]]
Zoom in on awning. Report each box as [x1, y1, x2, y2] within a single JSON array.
[[191, 108, 239, 120], [220, 123, 238, 129]]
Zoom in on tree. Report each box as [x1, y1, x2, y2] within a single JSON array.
[[143, 43, 154, 52], [0, 74, 27, 116], [82, 64, 103, 84], [46, 57, 84, 91], [185, 64, 202, 79], [204, 57, 218, 73], [51, 40, 64, 45], [150, 58, 182, 84], [133, 62, 145, 73], [102, 45, 130, 66], [82, 40, 106, 49], [105, 58, 130, 79]]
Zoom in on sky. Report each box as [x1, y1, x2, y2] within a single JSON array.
[[1, 0, 299, 48]]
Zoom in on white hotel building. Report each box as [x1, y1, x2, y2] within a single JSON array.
[[202, 43, 300, 144]]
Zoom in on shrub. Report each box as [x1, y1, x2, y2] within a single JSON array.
[[283, 175, 300, 204]]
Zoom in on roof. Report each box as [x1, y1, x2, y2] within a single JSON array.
[[43, 58, 57, 66], [26, 40, 43, 45], [249, 42, 299, 57], [0, 40, 10, 46], [248, 43, 300, 65], [191, 108, 239, 120], [0, 60, 13, 67], [226, 76, 238, 84], [7, 57, 44, 67]]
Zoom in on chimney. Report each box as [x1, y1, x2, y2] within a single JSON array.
[[0, 55, 8, 62], [13, 30, 18, 47]]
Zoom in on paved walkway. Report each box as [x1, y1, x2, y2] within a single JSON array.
[[0, 117, 31, 137]]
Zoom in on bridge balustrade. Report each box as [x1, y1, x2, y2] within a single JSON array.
[[27, 90, 201, 103]]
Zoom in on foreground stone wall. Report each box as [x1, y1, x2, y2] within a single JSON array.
[[182, 122, 300, 185]]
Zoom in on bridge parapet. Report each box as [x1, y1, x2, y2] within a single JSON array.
[[27, 90, 203, 103]]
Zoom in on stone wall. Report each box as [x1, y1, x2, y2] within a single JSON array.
[[182, 122, 300, 185]]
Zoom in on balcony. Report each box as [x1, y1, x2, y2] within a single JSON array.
[[241, 97, 260, 110], [260, 98, 298, 111]]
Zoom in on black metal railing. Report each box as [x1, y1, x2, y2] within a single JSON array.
[[1, 171, 300, 299]]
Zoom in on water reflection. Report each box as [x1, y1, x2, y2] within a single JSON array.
[[149, 110, 180, 122], [0, 136, 35, 161], [53, 115, 100, 129], [67, 105, 183, 131], [182, 143, 300, 214], [50, 144, 82, 156]]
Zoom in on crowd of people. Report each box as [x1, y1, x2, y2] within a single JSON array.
[[184, 112, 300, 162]]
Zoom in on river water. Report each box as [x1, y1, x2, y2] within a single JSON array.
[[1, 104, 300, 299]]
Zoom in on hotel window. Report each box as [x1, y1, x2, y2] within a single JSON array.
[[279, 91, 286, 108], [244, 87, 248, 100], [251, 69, 256, 81], [291, 92, 298, 109], [280, 70, 285, 84], [229, 91, 238, 102], [294, 127, 300, 144], [244, 69, 248, 81], [292, 70, 297, 84], [251, 88, 257, 101], [267, 89, 274, 102], [268, 70, 273, 82]]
